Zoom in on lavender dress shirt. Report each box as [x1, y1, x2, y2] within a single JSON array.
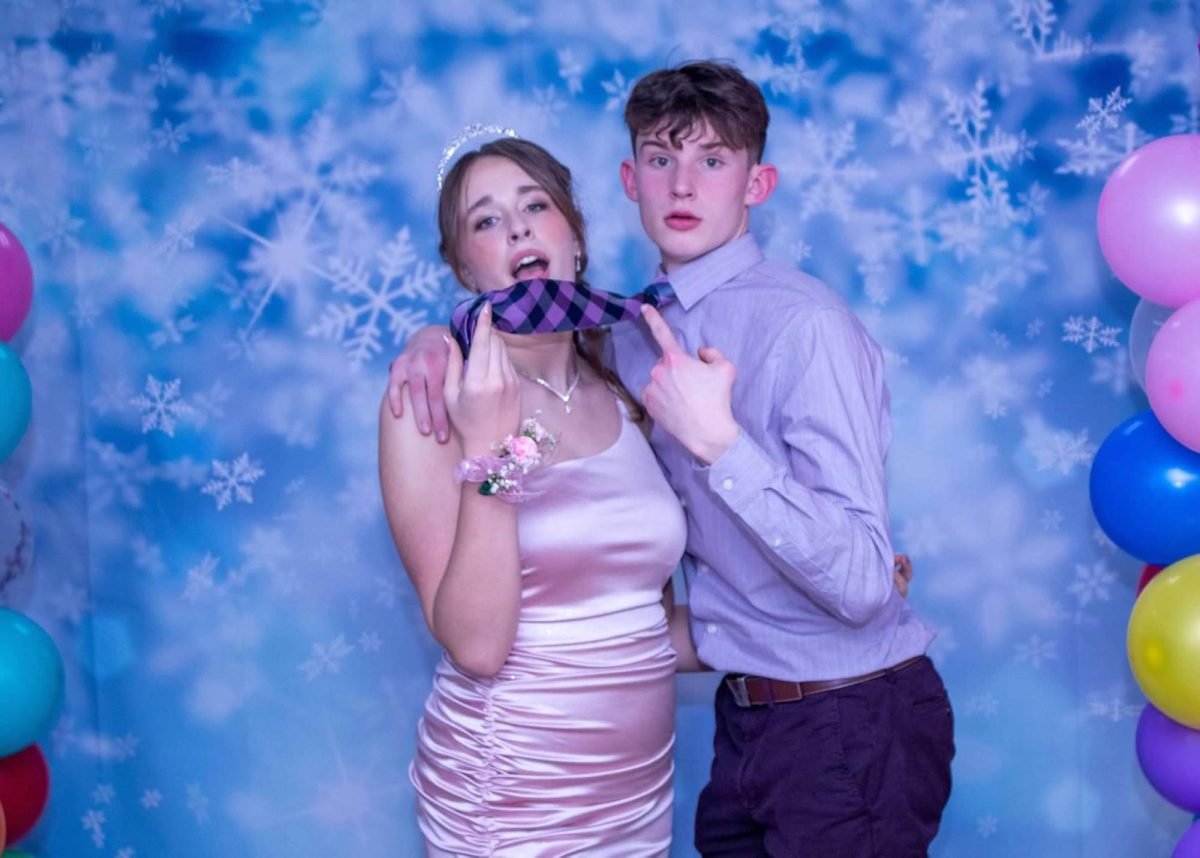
[[612, 234, 935, 682]]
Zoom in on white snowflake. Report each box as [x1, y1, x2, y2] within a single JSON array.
[[601, 69, 632, 112], [358, 631, 382, 652], [1023, 419, 1094, 475], [1062, 315, 1121, 353], [306, 228, 449, 367], [963, 355, 1022, 418], [81, 808, 107, 848], [885, 99, 936, 152], [1014, 633, 1058, 668], [1090, 348, 1130, 396], [557, 49, 584, 95], [977, 814, 999, 838], [299, 634, 355, 680], [1086, 691, 1142, 722], [1041, 510, 1063, 531], [966, 694, 1000, 716], [202, 453, 265, 510], [186, 783, 210, 823], [184, 553, 220, 602], [897, 516, 949, 557], [937, 81, 1035, 221], [1056, 88, 1147, 176], [530, 84, 567, 128], [1067, 560, 1116, 607], [790, 121, 877, 220], [1008, 0, 1089, 61], [131, 376, 192, 436], [141, 789, 163, 809], [92, 783, 116, 804], [149, 314, 199, 348]]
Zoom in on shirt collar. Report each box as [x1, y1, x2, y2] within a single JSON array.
[[659, 233, 764, 311]]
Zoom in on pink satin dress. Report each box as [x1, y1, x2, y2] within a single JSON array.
[[411, 405, 687, 857]]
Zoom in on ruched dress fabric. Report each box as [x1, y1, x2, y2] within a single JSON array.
[[411, 405, 688, 857]]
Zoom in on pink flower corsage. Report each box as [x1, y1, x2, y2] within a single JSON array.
[[454, 416, 558, 503]]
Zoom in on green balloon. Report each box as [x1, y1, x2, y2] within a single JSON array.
[[4, 851, 37, 857], [0, 341, 31, 462]]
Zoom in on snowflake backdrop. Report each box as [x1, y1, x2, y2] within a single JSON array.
[[1, 1, 1198, 855]]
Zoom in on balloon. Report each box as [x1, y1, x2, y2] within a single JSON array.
[[2, 852, 35, 858], [1146, 300, 1200, 452], [0, 744, 49, 845], [0, 344, 31, 463], [1129, 298, 1174, 390], [1177, 821, 1200, 858], [1089, 411, 1200, 564], [1136, 704, 1200, 811], [1136, 564, 1165, 596], [0, 223, 32, 343], [1097, 134, 1200, 308], [0, 484, 33, 604], [0, 609, 63, 757], [0, 799, 5, 850], [1128, 555, 1200, 727]]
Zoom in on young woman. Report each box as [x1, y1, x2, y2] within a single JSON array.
[[378, 138, 692, 856]]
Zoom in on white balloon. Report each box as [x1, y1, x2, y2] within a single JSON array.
[[1128, 298, 1174, 391]]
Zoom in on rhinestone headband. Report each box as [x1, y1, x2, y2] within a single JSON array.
[[436, 123, 519, 191]]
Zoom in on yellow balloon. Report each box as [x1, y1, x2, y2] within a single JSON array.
[[1128, 553, 1200, 727]]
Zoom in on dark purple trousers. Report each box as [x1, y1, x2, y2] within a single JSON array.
[[695, 656, 954, 857]]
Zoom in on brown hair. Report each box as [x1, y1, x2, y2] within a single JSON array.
[[437, 137, 645, 422], [624, 60, 769, 163]]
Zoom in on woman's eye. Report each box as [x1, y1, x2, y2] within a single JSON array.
[[526, 201, 547, 213], [474, 216, 497, 231]]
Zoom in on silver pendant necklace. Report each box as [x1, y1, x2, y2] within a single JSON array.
[[515, 366, 581, 414]]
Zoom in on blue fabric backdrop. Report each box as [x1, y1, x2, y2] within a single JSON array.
[[1, 0, 1199, 855]]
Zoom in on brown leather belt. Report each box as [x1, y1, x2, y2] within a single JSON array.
[[725, 655, 925, 708]]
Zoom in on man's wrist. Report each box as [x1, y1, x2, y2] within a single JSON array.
[[692, 421, 740, 466]]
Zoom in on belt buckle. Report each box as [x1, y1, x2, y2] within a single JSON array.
[[727, 675, 751, 707]]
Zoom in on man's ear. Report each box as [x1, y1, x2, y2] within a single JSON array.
[[619, 159, 639, 202], [745, 163, 778, 207]]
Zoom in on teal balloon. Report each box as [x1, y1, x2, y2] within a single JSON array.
[[0, 343, 31, 462], [0, 608, 64, 757]]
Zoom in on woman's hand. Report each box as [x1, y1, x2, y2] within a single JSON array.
[[443, 304, 520, 456]]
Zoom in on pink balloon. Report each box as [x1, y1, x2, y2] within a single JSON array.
[[0, 222, 33, 342], [1097, 134, 1200, 308], [1146, 300, 1200, 452]]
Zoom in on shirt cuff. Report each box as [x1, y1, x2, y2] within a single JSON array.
[[704, 429, 777, 510]]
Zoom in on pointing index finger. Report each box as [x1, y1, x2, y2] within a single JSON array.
[[641, 304, 684, 357]]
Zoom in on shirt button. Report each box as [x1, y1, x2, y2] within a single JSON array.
[[771, 537, 782, 548], [721, 478, 735, 491], [697, 562, 709, 574], [705, 623, 718, 635]]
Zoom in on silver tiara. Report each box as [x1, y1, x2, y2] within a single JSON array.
[[437, 123, 520, 191]]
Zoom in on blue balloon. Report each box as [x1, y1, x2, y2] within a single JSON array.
[[0, 342, 32, 462], [0, 608, 64, 756], [1090, 411, 1200, 565]]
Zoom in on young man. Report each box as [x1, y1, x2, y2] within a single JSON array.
[[388, 61, 952, 856]]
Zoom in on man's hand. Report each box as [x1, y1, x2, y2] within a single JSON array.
[[639, 305, 740, 465], [893, 554, 913, 599], [386, 325, 452, 442]]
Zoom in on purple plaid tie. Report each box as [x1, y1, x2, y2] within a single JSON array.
[[449, 277, 675, 354]]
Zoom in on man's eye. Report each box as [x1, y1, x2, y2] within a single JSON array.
[[705, 157, 722, 168], [650, 156, 669, 167]]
